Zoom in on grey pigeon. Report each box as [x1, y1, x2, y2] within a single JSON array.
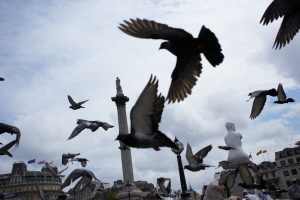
[[115, 75, 178, 151], [62, 153, 80, 165], [218, 146, 235, 150], [247, 89, 277, 119], [0, 77, 4, 81], [215, 160, 229, 169], [260, 0, 300, 49], [119, 18, 224, 103], [157, 178, 171, 197], [67, 119, 114, 140], [70, 158, 89, 167], [0, 123, 21, 147], [0, 192, 17, 199], [61, 168, 100, 195], [35, 184, 50, 200], [0, 140, 17, 157], [184, 143, 214, 171], [45, 162, 69, 177], [274, 83, 295, 104], [68, 95, 89, 110], [238, 163, 267, 190], [219, 169, 239, 198]]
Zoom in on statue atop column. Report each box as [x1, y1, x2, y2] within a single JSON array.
[[224, 122, 249, 163], [116, 77, 123, 96]]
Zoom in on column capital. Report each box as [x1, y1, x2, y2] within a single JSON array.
[[111, 95, 129, 106]]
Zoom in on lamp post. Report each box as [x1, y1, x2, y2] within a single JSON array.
[[171, 137, 190, 200], [125, 181, 132, 200]]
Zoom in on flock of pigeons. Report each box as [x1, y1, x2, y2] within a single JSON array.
[[1, 0, 299, 198]]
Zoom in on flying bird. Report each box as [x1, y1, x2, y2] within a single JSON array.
[[0, 140, 17, 157], [61, 168, 100, 195], [35, 184, 50, 200], [62, 153, 80, 165], [247, 88, 277, 119], [184, 143, 214, 171], [119, 141, 130, 151], [218, 146, 235, 151], [295, 141, 300, 146], [274, 83, 295, 104], [45, 162, 69, 177], [68, 95, 89, 110], [215, 160, 229, 169], [238, 163, 267, 190], [115, 75, 178, 151], [219, 169, 239, 198], [157, 178, 171, 197], [0, 77, 4, 81], [67, 119, 114, 140], [119, 18, 224, 103], [70, 158, 89, 167], [0, 123, 21, 147], [260, 0, 300, 49]]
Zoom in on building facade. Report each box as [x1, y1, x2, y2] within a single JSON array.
[[0, 161, 63, 200]]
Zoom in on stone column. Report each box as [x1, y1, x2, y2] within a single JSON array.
[[111, 77, 142, 200]]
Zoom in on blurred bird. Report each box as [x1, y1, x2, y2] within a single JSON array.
[[70, 158, 89, 167], [218, 146, 235, 150], [238, 163, 267, 189], [68, 95, 89, 110], [35, 184, 50, 200], [115, 75, 178, 151], [0, 123, 21, 147], [157, 178, 171, 197], [61, 169, 100, 195], [45, 162, 69, 177], [295, 141, 300, 146], [62, 153, 80, 165], [67, 119, 114, 140], [219, 169, 239, 197], [247, 89, 277, 119], [260, 0, 300, 49], [0, 140, 17, 157], [119, 141, 130, 151], [119, 18, 224, 103], [0, 192, 17, 199], [184, 143, 214, 171], [0, 77, 4, 81], [274, 83, 295, 104], [215, 160, 229, 169]]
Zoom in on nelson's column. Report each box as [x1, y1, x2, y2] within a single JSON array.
[[111, 77, 142, 200]]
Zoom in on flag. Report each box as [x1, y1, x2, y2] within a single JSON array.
[[38, 160, 45, 164], [248, 154, 252, 159], [28, 159, 35, 164], [263, 150, 267, 153], [256, 150, 262, 156]]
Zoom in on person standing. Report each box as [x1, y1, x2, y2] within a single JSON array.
[[288, 178, 300, 200]]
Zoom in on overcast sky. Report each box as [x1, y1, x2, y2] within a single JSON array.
[[1, 0, 300, 194]]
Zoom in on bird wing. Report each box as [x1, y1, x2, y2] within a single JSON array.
[[0, 77, 4, 81], [61, 169, 87, 189], [260, 0, 300, 25], [80, 160, 87, 167], [68, 95, 77, 106], [218, 146, 235, 150], [185, 143, 198, 165], [45, 162, 57, 177], [250, 95, 267, 119], [86, 169, 100, 182], [68, 121, 88, 140], [62, 154, 69, 165], [77, 99, 88, 106], [194, 145, 213, 163], [58, 166, 69, 174], [273, 12, 300, 49], [73, 175, 92, 195], [101, 123, 114, 130], [0, 140, 17, 156], [167, 54, 202, 103], [277, 83, 287, 101], [238, 163, 254, 185], [119, 18, 193, 41], [0, 123, 20, 147], [130, 75, 161, 135], [36, 184, 47, 200]]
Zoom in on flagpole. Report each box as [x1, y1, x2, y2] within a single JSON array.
[[35, 161, 36, 180], [262, 152, 265, 161], [266, 151, 270, 161]]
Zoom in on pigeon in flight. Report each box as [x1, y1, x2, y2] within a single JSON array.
[[157, 178, 171, 197], [35, 184, 50, 200], [184, 143, 214, 171], [274, 83, 295, 104], [219, 169, 239, 198], [218, 146, 235, 151], [0, 140, 17, 157], [247, 88, 277, 119], [45, 162, 69, 177], [238, 163, 267, 190], [68, 95, 89, 110], [260, 0, 300, 49], [67, 119, 114, 140], [70, 158, 89, 167], [0, 123, 21, 147], [0, 77, 4, 81], [61, 168, 100, 195], [215, 160, 229, 169], [115, 75, 178, 151], [62, 153, 80, 165], [119, 18, 224, 103]]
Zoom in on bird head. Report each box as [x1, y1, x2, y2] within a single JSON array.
[[159, 42, 171, 51]]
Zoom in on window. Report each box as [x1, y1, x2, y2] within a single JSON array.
[[296, 149, 300, 154], [288, 151, 293, 156], [292, 169, 298, 175], [287, 180, 292, 187], [283, 171, 289, 176], [297, 157, 300, 162], [288, 159, 294, 164], [280, 160, 286, 166], [280, 152, 285, 158]]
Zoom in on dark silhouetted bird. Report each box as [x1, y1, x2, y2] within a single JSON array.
[[0, 123, 21, 147], [0, 77, 4, 81], [119, 18, 224, 103], [45, 162, 69, 177], [274, 83, 295, 104], [70, 158, 89, 167], [35, 184, 50, 200], [157, 178, 171, 197], [62, 153, 80, 165], [238, 163, 267, 190], [115, 75, 178, 151], [61, 169, 100, 195], [68, 95, 89, 110], [218, 146, 235, 150], [260, 0, 300, 49], [0, 140, 17, 157], [184, 143, 214, 171], [247, 88, 277, 119], [68, 119, 114, 140]]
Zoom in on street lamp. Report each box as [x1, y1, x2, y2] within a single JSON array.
[[171, 137, 190, 200], [125, 181, 132, 200]]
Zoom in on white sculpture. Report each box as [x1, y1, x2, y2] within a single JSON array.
[[224, 122, 249, 163]]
